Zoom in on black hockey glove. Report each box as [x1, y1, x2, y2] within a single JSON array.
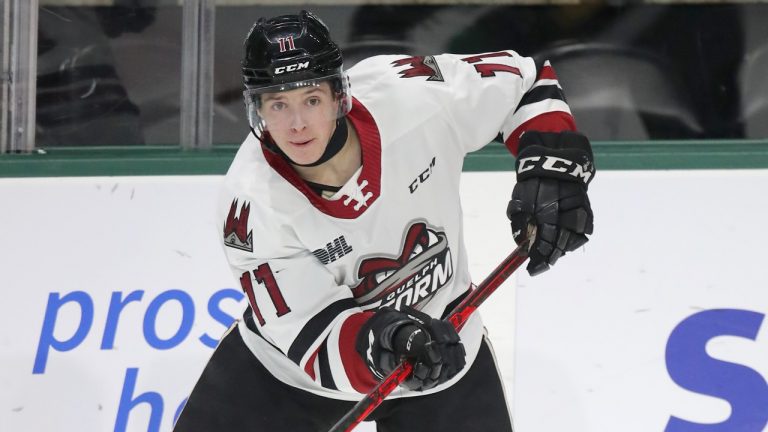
[[356, 306, 466, 391], [507, 131, 595, 276]]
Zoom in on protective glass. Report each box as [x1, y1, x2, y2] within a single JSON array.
[[244, 74, 351, 133]]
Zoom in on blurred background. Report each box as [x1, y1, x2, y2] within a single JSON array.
[[2, 3, 768, 432], [2, 0, 767, 153]]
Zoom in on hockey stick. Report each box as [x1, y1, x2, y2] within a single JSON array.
[[328, 236, 532, 432]]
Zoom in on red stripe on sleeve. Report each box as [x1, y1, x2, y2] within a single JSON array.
[[304, 347, 320, 381], [537, 64, 558, 81], [505, 111, 577, 156], [339, 311, 378, 393]]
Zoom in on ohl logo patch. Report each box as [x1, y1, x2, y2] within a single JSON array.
[[352, 222, 453, 310], [223, 199, 253, 252]]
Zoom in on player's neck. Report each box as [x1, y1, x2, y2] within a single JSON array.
[[294, 119, 361, 187]]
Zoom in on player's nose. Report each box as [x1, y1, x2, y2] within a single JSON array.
[[289, 108, 307, 132]]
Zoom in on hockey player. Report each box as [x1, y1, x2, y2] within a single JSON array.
[[174, 10, 594, 432]]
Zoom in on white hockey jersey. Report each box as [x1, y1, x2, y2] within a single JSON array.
[[218, 50, 575, 400]]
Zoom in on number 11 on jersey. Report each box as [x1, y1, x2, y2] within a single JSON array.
[[239, 263, 292, 325]]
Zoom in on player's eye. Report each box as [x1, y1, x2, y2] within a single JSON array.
[[307, 97, 321, 107], [269, 101, 286, 111]]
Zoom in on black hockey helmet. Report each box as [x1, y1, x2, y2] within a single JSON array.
[[242, 10, 343, 88], [242, 11, 351, 132]]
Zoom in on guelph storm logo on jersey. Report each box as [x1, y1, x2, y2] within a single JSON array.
[[351, 222, 453, 310]]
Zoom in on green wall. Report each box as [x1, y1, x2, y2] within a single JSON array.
[[1, 140, 768, 177]]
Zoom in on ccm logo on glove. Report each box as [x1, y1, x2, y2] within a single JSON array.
[[508, 130, 595, 276], [356, 306, 466, 391], [514, 131, 595, 187], [517, 155, 593, 184]]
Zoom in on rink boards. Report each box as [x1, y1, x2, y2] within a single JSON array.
[[1, 170, 766, 432]]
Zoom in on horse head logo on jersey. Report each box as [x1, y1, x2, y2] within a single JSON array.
[[351, 222, 453, 310]]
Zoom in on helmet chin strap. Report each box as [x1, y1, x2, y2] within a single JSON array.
[[256, 118, 349, 168]]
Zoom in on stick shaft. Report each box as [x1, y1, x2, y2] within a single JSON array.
[[328, 242, 530, 432]]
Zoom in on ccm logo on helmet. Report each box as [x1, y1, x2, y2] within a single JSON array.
[[517, 155, 593, 184], [274, 62, 310, 75]]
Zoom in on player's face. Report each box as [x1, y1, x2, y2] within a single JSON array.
[[259, 83, 339, 166]]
